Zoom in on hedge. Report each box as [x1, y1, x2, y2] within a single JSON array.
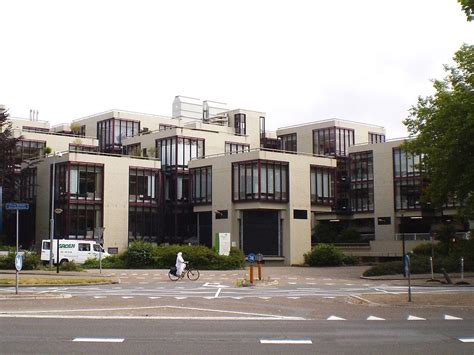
[[304, 244, 345, 266], [84, 242, 246, 270], [0, 252, 41, 270]]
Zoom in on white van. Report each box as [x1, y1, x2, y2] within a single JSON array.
[[40, 239, 110, 265]]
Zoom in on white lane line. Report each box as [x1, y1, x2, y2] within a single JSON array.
[[287, 297, 300, 299], [94, 296, 106, 299], [175, 297, 187, 300], [260, 339, 312, 344], [214, 288, 222, 298], [259, 297, 271, 300], [148, 297, 161, 300], [232, 297, 243, 300], [445, 315, 463, 320], [458, 337, 474, 343], [323, 297, 335, 299], [73, 337, 124, 343], [407, 315, 425, 321], [288, 282, 297, 285], [121, 296, 134, 299], [367, 316, 385, 321], [306, 282, 317, 285], [327, 315, 346, 320]]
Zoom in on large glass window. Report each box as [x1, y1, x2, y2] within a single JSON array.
[[313, 127, 354, 156], [310, 166, 335, 205], [129, 168, 160, 204], [225, 142, 250, 154], [232, 160, 288, 202], [156, 136, 205, 169], [68, 164, 103, 201], [190, 166, 212, 204], [97, 118, 140, 152], [15, 139, 46, 162], [393, 148, 423, 210], [278, 133, 297, 153], [128, 206, 160, 243], [350, 151, 374, 212], [234, 113, 246, 135], [369, 132, 385, 144]]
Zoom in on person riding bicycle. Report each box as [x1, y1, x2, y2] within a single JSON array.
[[175, 252, 187, 277]]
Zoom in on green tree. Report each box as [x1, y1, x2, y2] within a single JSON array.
[[0, 106, 20, 202], [458, 0, 474, 21], [403, 44, 474, 218]]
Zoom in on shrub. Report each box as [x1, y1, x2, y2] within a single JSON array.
[[124, 241, 155, 268], [0, 252, 40, 270], [83, 254, 128, 269], [304, 244, 344, 266], [59, 260, 82, 271], [342, 255, 360, 265]]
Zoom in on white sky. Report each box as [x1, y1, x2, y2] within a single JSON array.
[[1, 0, 473, 138]]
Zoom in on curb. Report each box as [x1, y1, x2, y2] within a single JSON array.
[[0, 281, 118, 288], [0, 293, 73, 300]]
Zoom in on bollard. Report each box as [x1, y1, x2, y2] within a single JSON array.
[[257, 262, 262, 281], [249, 265, 254, 284], [430, 256, 434, 280], [461, 257, 464, 282]]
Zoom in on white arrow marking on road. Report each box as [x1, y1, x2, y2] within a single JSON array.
[[458, 337, 474, 343], [327, 316, 346, 320], [444, 315, 463, 320], [407, 315, 425, 321], [367, 316, 385, 321]]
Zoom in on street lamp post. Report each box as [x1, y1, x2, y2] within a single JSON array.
[[400, 211, 406, 277], [49, 152, 62, 267]]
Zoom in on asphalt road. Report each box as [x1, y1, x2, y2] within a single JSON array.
[[1, 267, 473, 354], [1, 318, 473, 354]]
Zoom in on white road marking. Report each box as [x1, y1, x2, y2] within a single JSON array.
[[407, 315, 425, 321], [214, 288, 222, 298], [458, 337, 474, 343], [287, 297, 300, 299], [288, 282, 297, 285], [327, 315, 346, 320], [367, 316, 385, 321], [93, 296, 106, 299], [305, 278, 315, 280], [260, 339, 312, 344], [445, 315, 463, 320], [148, 297, 161, 300], [73, 337, 124, 343], [288, 277, 297, 280], [232, 297, 243, 300], [306, 282, 317, 285], [121, 296, 134, 299], [259, 297, 271, 300], [323, 297, 335, 299], [175, 297, 187, 300]]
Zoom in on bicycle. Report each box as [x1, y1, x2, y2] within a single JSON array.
[[168, 262, 200, 281]]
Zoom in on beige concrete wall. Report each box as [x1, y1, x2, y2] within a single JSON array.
[[16, 131, 98, 152], [35, 152, 160, 254], [276, 119, 385, 155], [189, 150, 335, 265]]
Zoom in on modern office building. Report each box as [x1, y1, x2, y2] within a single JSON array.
[[2, 97, 469, 264]]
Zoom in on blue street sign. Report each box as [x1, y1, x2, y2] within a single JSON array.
[[247, 253, 256, 263], [5, 203, 29, 210]]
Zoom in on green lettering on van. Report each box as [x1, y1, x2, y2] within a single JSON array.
[[59, 244, 75, 248]]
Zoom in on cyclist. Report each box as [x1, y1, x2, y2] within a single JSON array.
[[175, 252, 187, 277]]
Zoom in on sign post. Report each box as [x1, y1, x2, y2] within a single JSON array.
[[6, 203, 29, 295], [94, 227, 105, 274], [247, 253, 256, 284]]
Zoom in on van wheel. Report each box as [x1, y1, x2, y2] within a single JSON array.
[[59, 259, 69, 266]]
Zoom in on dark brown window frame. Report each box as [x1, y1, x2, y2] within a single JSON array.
[[310, 165, 336, 206], [232, 159, 289, 203], [190, 166, 212, 205]]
